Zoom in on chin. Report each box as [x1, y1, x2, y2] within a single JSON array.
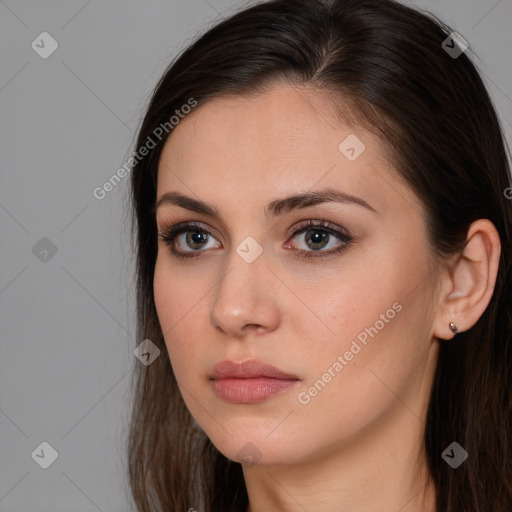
[[204, 427, 306, 467]]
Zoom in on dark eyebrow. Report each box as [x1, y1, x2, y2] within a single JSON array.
[[153, 187, 378, 218]]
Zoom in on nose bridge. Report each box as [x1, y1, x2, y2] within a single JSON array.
[[210, 237, 280, 336]]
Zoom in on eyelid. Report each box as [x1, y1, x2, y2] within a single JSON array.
[[158, 220, 222, 241], [158, 218, 347, 239], [157, 218, 353, 259], [283, 219, 352, 257], [285, 218, 350, 238]]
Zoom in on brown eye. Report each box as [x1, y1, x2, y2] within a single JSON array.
[[158, 219, 353, 261], [158, 222, 221, 260], [285, 219, 353, 260], [184, 230, 210, 250]]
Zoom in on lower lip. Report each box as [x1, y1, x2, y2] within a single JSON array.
[[212, 377, 299, 404]]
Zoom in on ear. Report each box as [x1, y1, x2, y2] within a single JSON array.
[[433, 219, 501, 340]]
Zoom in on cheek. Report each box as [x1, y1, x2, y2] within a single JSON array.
[[287, 253, 391, 365], [291, 241, 432, 424], [153, 257, 209, 382]]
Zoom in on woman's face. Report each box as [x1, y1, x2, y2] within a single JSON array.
[[153, 85, 441, 466]]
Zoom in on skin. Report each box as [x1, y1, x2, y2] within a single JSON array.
[[153, 84, 501, 512]]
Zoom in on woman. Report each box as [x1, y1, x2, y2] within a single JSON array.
[[127, 0, 512, 510]]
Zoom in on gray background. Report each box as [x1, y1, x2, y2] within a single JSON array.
[[0, 1, 510, 511]]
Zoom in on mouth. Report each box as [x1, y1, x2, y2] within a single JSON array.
[[210, 359, 300, 404]]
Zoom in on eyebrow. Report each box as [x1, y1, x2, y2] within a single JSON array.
[[153, 187, 378, 218]]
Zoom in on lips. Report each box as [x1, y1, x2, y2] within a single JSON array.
[[210, 360, 300, 404], [210, 359, 299, 380]]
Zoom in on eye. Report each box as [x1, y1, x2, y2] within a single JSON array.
[[284, 219, 353, 260], [158, 221, 220, 259], [157, 219, 353, 261]]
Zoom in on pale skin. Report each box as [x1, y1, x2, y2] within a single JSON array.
[[153, 84, 501, 512]]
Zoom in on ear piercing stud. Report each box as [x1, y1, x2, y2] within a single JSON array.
[[449, 321, 460, 334]]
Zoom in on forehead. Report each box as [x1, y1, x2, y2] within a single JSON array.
[[160, 85, 362, 169], [156, 85, 417, 218]]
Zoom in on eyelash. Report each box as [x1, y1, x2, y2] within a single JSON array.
[[157, 219, 353, 261]]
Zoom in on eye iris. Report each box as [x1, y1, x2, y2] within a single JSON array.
[[305, 229, 329, 250], [186, 231, 208, 249]]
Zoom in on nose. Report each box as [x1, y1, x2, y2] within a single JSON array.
[[210, 246, 281, 338]]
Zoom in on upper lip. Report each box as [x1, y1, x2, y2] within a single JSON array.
[[210, 359, 299, 380]]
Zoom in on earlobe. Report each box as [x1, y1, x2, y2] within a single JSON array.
[[433, 219, 501, 341]]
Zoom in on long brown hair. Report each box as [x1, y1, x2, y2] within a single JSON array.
[[127, 1, 512, 510]]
